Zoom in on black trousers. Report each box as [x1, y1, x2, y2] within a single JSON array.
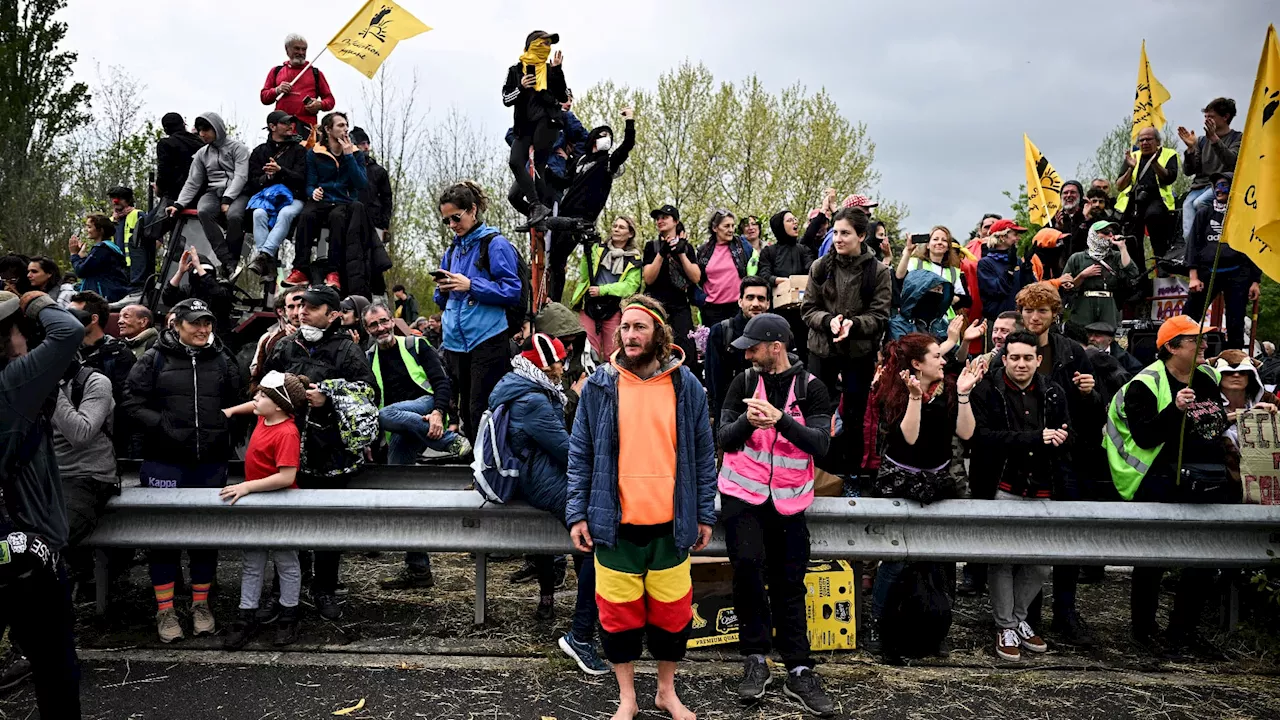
[[301, 473, 354, 596], [445, 332, 513, 442], [0, 565, 81, 718], [293, 201, 364, 276], [1184, 267, 1253, 350], [723, 495, 812, 669], [546, 230, 584, 305], [809, 353, 876, 475], [508, 126, 557, 213]]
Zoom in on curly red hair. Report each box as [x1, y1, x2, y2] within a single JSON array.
[[872, 332, 954, 426]]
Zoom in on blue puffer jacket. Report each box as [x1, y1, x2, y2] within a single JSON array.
[[488, 366, 570, 523], [70, 240, 130, 302], [434, 223, 521, 352], [566, 355, 718, 550]]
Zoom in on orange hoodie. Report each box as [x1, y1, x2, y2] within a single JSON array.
[[614, 351, 682, 526]]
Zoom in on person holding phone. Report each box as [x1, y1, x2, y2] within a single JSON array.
[[287, 111, 369, 292], [502, 30, 568, 227], [895, 226, 968, 318]]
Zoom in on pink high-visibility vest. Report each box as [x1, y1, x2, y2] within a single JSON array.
[[717, 373, 816, 515]]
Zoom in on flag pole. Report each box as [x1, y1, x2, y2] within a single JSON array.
[[275, 47, 331, 99], [1173, 231, 1225, 485]]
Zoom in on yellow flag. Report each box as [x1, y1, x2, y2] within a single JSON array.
[[1225, 25, 1280, 281], [326, 0, 432, 79], [1131, 40, 1171, 142], [1023, 134, 1063, 227]]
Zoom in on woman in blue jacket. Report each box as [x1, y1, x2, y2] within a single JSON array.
[[69, 214, 129, 302], [288, 111, 368, 289], [434, 181, 522, 441]]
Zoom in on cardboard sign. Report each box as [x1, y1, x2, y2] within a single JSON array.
[[1151, 276, 1188, 321], [773, 275, 809, 309], [1237, 409, 1280, 504]]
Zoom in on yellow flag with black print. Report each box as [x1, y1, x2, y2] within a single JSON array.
[[327, 0, 432, 79], [1023, 134, 1062, 227], [1131, 40, 1171, 143], [1225, 25, 1280, 281]]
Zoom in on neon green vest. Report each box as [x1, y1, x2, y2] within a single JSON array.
[[907, 257, 962, 320], [122, 209, 141, 267], [1104, 360, 1219, 500], [1114, 147, 1178, 214], [370, 336, 432, 409], [747, 249, 760, 277]]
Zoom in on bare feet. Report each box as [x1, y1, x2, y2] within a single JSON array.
[[656, 689, 696, 720], [609, 697, 639, 720]]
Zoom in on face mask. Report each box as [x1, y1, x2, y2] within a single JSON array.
[[595, 136, 612, 153], [299, 325, 325, 342]]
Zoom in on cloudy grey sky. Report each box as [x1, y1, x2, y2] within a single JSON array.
[[62, 0, 1276, 231]]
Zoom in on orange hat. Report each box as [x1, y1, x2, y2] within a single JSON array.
[[1156, 315, 1215, 349], [1033, 227, 1066, 248]]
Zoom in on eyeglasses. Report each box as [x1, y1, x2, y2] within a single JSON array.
[[441, 213, 465, 226], [366, 317, 394, 329], [1220, 370, 1250, 377]]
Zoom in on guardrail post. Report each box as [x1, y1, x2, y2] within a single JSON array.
[[474, 552, 488, 625]]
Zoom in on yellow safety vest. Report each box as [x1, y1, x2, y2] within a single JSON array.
[[370, 336, 432, 409], [1114, 147, 1178, 214]]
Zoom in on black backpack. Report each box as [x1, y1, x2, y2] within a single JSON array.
[[270, 64, 322, 103], [474, 232, 532, 336], [879, 563, 953, 661]]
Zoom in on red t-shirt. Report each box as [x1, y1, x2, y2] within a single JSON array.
[[245, 416, 301, 487]]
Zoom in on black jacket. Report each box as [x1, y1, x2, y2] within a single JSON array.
[[1186, 194, 1262, 281], [970, 369, 1074, 500], [360, 155, 394, 229], [991, 331, 1100, 448], [78, 333, 137, 457], [246, 137, 307, 198], [161, 272, 234, 334], [717, 361, 832, 459], [1052, 207, 1091, 258], [123, 330, 242, 466], [559, 121, 635, 223], [156, 131, 204, 201], [502, 63, 567, 132], [705, 313, 750, 425], [760, 212, 816, 289]]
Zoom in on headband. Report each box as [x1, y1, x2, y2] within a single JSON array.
[[622, 303, 665, 327]]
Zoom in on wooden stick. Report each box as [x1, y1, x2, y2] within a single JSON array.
[[274, 47, 330, 98]]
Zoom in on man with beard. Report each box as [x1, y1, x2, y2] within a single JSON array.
[[717, 313, 835, 714], [1115, 127, 1180, 278], [1051, 181, 1089, 257], [705, 276, 771, 428], [260, 34, 335, 132], [567, 294, 716, 720]]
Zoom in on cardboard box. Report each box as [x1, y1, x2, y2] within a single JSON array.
[[773, 275, 809, 309], [687, 560, 857, 650]]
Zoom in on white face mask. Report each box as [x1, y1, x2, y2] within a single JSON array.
[[595, 136, 612, 153], [299, 325, 325, 342]]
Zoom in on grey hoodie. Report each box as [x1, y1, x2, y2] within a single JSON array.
[[51, 370, 118, 482], [175, 111, 251, 208]]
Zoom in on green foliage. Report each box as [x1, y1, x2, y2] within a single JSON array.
[[1077, 116, 1190, 199], [0, 0, 91, 256], [1256, 277, 1280, 345]]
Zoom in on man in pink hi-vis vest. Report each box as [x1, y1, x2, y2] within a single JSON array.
[[715, 313, 836, 716]]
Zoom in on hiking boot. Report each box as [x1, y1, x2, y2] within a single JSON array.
[[446, 435, 472, 459], [527, 203, 551, 227], [315, 593, 343, 620], [996, 629, 1021, 662], [1051, 610, 1095, 648], [1016, 621, 1047, 653], [558, 633, 609, 676], [284, 269, 310, 285], [534, 595, 555, 623], [157, 607, 184, 643], [379, 567, 435, 590], [273, 605, 301, 647], [860, 616, 882, 654], [737, 655, 771, 702], [0, 650, 32, 693], [508, 559, 539, 584], [255, 601, 283, 626], [783, 668, 835, 717], [324, 272, 342, 290], [222, 610, 259, 650], [247, 252, 273, 276], [191, 601, 217, 636], [217, 262, 236, 281]]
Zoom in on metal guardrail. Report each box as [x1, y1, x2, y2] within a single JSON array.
[[117, 463, 475, 491], [85, 489, 1280, 624]]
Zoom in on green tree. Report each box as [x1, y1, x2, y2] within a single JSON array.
[[68, 65, 156, 218], [1077, 116, 1191, 199], [0, 0, 90, 256]]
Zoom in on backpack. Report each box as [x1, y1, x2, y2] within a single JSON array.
[[470, 403, 526, 504], [879, 563, 953, 661], [447, 231, 531, 337]]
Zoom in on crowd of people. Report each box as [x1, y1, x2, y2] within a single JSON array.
[[0, 26, 1272, 720]]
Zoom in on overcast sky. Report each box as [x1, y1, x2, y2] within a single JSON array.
[[62, 0, 1277, 231]]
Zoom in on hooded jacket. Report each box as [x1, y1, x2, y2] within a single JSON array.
[[70, 239, 130, 302], [802, 246, 892, 360], [559, 120, 635, 223], [977, 247, 1035, 319], [434, 223, 522, 352], [1186, 174, 1262, 281], [758, 211, 815, 289], [123, 330, 242, 466], [1215, 352, 1280, 483], [359, 154, 394, 229], [306, 146, 368, 205], [51, 364, 117, 482], [889, 269, 953, 342], [488, 361, 572, 523], [567, 349, 718, 550], [174, 112, 251, 209], [247, 135, 308, 198], [156, 128, 204, 201]]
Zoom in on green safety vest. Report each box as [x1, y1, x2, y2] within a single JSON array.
[[1114, 147, 1178, 214], [370, 336, 433, 409], [122, 209, 141, 267], [746, 249, 760, 277], [907, 257, 962, 321], [1104, 360, 1219, 500]]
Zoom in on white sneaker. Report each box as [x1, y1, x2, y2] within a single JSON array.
[[996, 629, 1021, 662], [1017, 621, 1048, 653]]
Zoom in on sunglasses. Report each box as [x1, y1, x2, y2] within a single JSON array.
[[1220, 370, 1251, 377], [1214, 183, 1231, 193], [441, 212, 466, 226]]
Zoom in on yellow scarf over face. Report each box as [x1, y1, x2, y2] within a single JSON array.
[[517, 39, 551, 91]]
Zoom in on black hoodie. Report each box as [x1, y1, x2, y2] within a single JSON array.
[[247, 135, 308, 198], [559, 120, 635, 223], [156, 130, 204, 201], [759, 211, 815, 289]]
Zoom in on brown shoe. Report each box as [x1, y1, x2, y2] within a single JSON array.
[[996, 629, 1021, 662], [1017, 621, 1048, 653]]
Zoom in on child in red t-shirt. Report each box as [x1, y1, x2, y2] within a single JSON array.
[[219, 371, 308, 649]]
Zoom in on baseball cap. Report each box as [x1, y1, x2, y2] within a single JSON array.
[[520, 332, 567, 369], [1090, 219, 1121, 234], [842, 194, 878, 209], [988, 219, 1027, 234], [1156, 315, 1215, 349], [172, 297, 216, 323], [1210, 171, 1233, 185], [301, 284, 342, 311], [265, 110, 295, 128], [525, 30, 560, 47], [730, 313, 792, 350], [650, 204, 680, 222], [1084, 321, 1117, 337], [1033, 227, 1066, 248]]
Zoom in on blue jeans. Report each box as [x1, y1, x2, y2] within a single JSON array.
[[871, 561, 905, 619], [379, 395, 459, 465], [252, 200, 305, 258], [1181, 187, 1214, 242]]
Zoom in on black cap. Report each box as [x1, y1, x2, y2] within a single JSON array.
[[1210, 171, 1233, 185], [172, 298, 216, 324], [731, 313, 792, 350], [1084, 321, 1117, 337], [650, 204, 680, 222], [524, 30, 560, 48], [349, 126, 370, 145], [265, 110, 295, 128], [301, 284, 341, 311]]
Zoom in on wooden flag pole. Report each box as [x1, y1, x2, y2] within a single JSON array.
[[275, 47, 331, 99]]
